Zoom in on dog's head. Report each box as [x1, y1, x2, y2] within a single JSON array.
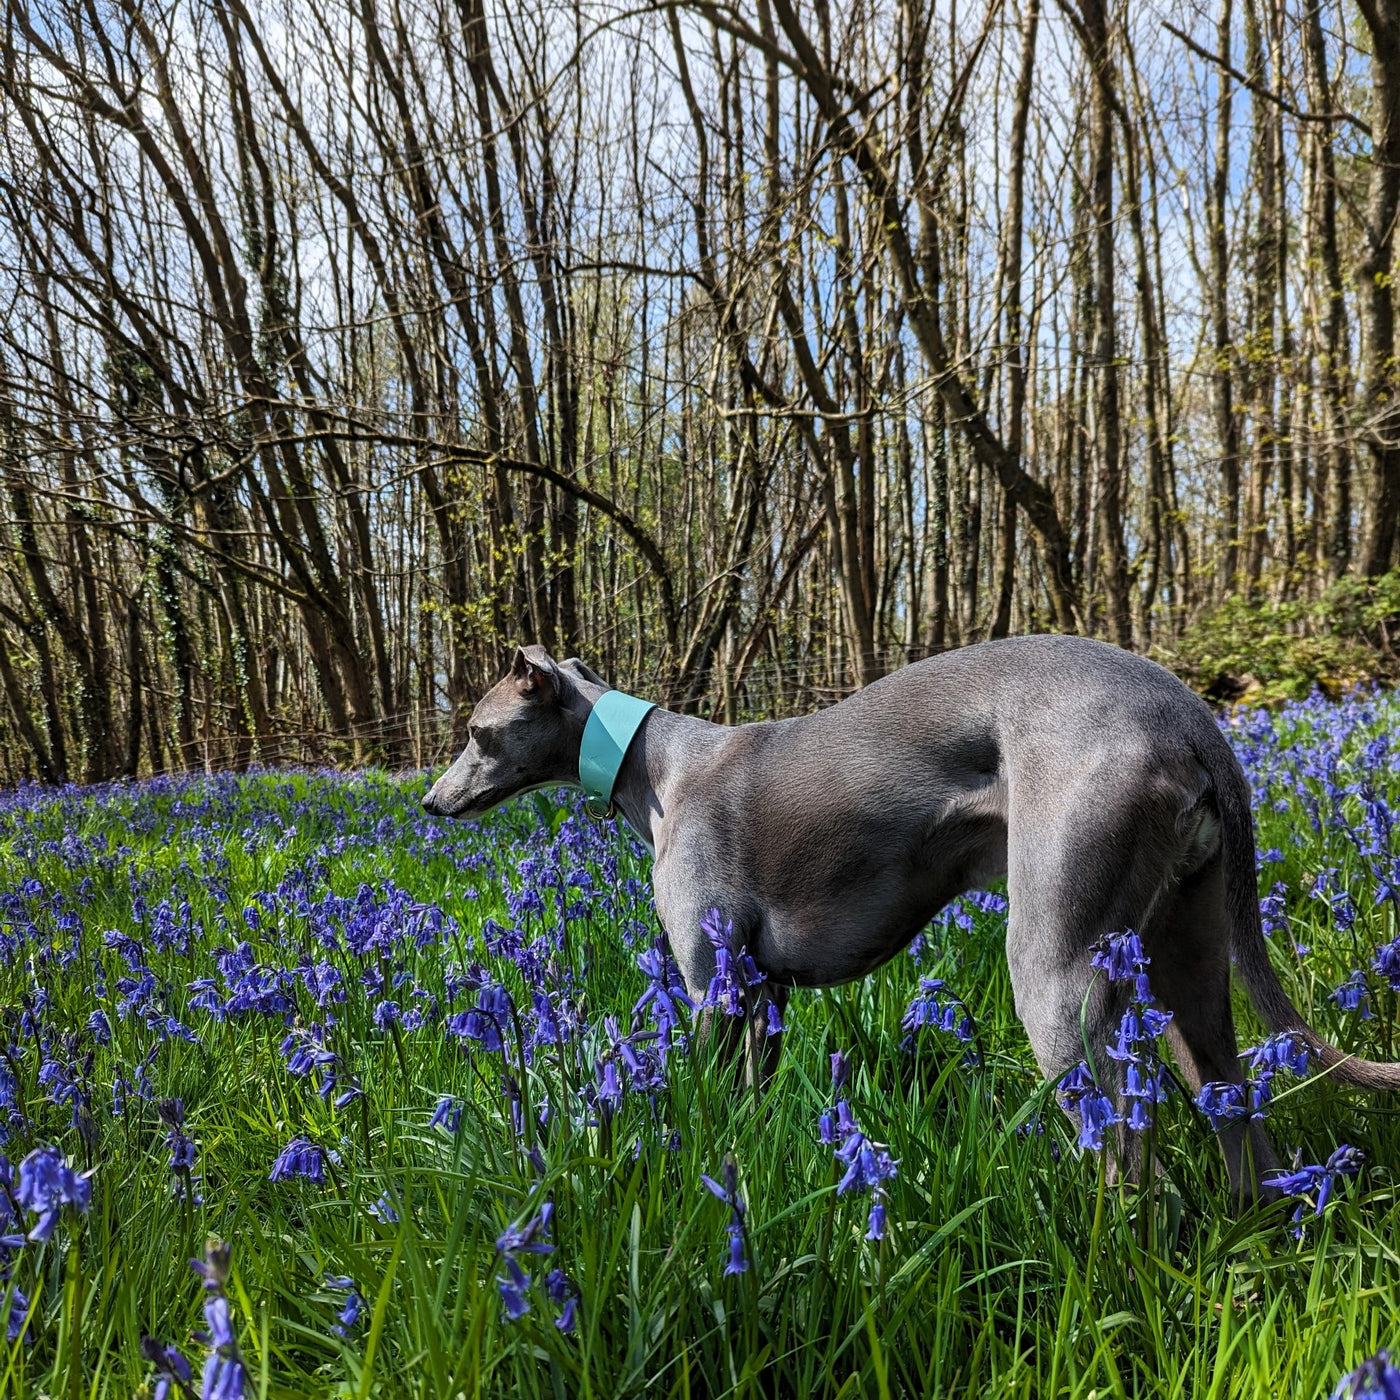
[[421, 646, 608, 819]]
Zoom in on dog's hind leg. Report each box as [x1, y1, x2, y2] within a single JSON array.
[[1007, 917, 1140, 1179], [1004, 759, 1205, 1182], [1144, 855, 1280, 1208]]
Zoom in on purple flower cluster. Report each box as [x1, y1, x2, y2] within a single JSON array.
[[1331, 969, 1374, 1018], [494, 1200, 575, 1332], [158, 1099, 200, 1204], [269, 1136, 329, 1186], [632, 942, 694, 1055], [699, 908, 781, 1034], [818, 1052, 898, 1241], [591, 1014, 668, 1121], [156, 1240, 245, 1400], [15, 1143, 92, 1243], [1196, 1032, 1311, 1130], [6, 695, 1400, 1382], [324, 1274, 363, 1338], [1331, 1349, 1400, 1400], [1265, 1144, 1364, 1237], [700, 1156, 750, 1275], [1056, 929, 1174, 1151], [1056, 1063, 1120, 1152], [1089, 927, 1154, 1005], [901, 977, 973, 1046], [1375, 938, 1400, 991]]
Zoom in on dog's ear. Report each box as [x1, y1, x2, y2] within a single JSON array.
[[510, 645, 560, 702], [561, 656, 608, 689]]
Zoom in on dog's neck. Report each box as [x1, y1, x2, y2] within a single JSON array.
[[605, 705, 725, 852]]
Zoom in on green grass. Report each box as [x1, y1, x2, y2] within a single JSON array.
[[0, 694, 1397, 1398]]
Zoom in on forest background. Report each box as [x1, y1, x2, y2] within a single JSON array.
[[4, 0, 1400, 782]]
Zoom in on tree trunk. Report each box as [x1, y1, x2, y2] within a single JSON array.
[[1210, 0, 1242, 591], [1358, 0, 1400, 575], [1080, 0, 1132, 646]]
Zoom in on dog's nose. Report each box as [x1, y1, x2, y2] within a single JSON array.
[[421, 788, 441, 816]]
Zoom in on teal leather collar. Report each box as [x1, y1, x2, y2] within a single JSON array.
[[579, 690, 656, 819]]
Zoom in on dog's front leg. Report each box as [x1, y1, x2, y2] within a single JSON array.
[[751, 984, 789, 1092], [654, 870, 785, 1101], [692, 990, 786, 1102]]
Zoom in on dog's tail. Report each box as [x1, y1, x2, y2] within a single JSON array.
[[1206, 729, 1400, 1091]]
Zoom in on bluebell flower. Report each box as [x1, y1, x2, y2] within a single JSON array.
[[203, 1294, 235, 1349], [1244, 1031, 1312, 1080], [297, 959, 345, 1007], [530, 989, 576, 1050], [966, 890, 1009, 915], [189, 1242, 245, 1400], [1259, 882, 1290, 938], [369, 1194, 399, 1224], [494, 1201, 557, 1320], [15, 1145, 93, 1242], [498, 1257, 531, 1319], [200, 1342, 245, 1395], [835, 1136, 898, 1199], [830, 1050, 849, 1092], [701, 1156, 750, 1275], [1373, 938, 1400, 992], [1265, 1144, 1364, 1235], [817, 1094, 897, 1241], [818, 1099, 859, 1146], [545, 1267, 577, 1334], [430, 1096, 463, 1133], [268, 1137, 327, 1185], [699, 909, 766, 1017], [1105, 1006, 1171, 1062], [1093, 990, 1174, 1134], [280, 1024, 337, 1081], [187, 978, 225, 1020], [37, 1054, 87, 1119], [1089, 929, 1152, 1002], [496, 1202, 555, 1257], [158, 1099, 201, 1203], [593, 1057, 624, 1114], [1312, 869, 1358, 932], [1196, 1080, 1251, 1129], [632, 943, 693, 1057], [1330, 1349, 1400, 1400], [901, 977, 973, 1044], [325, 1275, 363, 1337], [0, 1157, 25, 1251], [865, 1198, 887, 1241], [1197, 1031, 1311, 1131], [1057, 1063, 1121, 1152], [612, 1024, 666, 1096], [140, 1337, 193, 1400], [445, 984, 513, 1052], [764, 998, 784, 1036], [1330, 970, 1373, 1019], [3, 1280, 29, 1343]]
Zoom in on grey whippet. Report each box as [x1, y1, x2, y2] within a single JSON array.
[[422, 635, 1400, 1203]]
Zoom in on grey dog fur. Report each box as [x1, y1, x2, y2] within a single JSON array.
[[422, 634, 1400, 1204]]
